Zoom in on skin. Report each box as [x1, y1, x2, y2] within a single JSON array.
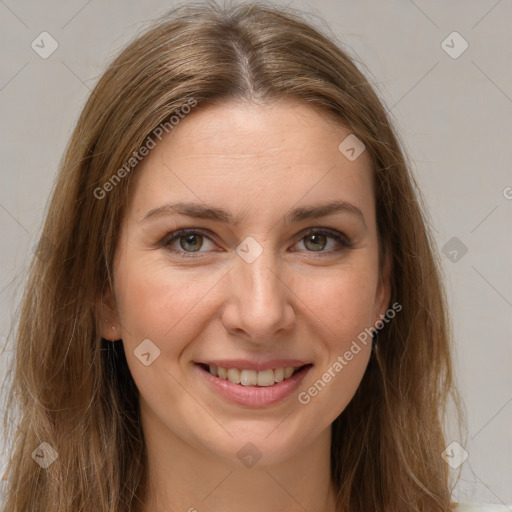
[[101, 98, 390, 512]]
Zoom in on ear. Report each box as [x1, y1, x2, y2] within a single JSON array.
[[97, 287, 122, 341], [373, 246, 392, 324]]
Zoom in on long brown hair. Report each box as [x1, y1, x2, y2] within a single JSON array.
[[1, 2, 464, 510]]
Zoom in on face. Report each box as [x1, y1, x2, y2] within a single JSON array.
[[101, 98, 390, 467]]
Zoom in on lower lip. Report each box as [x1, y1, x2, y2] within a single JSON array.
[[195, 364, 312, 407]]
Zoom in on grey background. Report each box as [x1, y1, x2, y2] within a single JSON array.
[[1, 0, 511, 505]]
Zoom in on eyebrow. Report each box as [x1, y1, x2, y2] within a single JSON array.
[[141, 199, 366, 228]]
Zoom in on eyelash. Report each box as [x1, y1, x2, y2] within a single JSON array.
[[160, 228, 353, 259]]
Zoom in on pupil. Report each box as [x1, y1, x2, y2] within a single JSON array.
[[306, 234, 326, 251], [181, 234, 202, 252]]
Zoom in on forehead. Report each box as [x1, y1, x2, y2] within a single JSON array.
[[128, 98, 375, 223]]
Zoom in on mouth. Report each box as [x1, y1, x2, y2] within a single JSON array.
[[196, 363, 311, 387], [194, 361, 313, 407]]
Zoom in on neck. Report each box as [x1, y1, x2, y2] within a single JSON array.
[[138, 402, 337, 512]]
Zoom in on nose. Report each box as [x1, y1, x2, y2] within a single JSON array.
[[220, 242, 296, 343]]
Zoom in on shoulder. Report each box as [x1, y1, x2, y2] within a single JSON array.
[[455, 504, 512, 511]]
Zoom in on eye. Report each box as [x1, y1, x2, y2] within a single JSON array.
[[160, 227, 352, 259], [292, 228, 352, 255], [161, 229, 217, 257]]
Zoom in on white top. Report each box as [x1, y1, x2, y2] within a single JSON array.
[[456, 505, 512, 511]]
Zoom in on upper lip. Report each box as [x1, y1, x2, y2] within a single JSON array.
[[197, 359, 310, 371]]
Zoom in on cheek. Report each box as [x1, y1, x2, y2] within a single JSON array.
[[294, 272, 375, 422], [112, 260, 218, 406], [113, 257, 216, 352], [296, 261, 379, 341], [291, 260, 377, 412]]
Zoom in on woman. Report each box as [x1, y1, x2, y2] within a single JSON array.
[[1, 1, 480, 510]]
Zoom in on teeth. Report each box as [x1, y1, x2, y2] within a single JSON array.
[[240, 369, 257, 386], [284, 367, 294, 378], [208, 365, 300, 386], [257, 369, 275, 387], [227, 368, 240, 384]]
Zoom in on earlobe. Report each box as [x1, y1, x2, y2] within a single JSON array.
[[98, 288, 122, 341], [102, 318, 120, 341]]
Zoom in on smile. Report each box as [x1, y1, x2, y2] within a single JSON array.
[[203, 364, 303, 387], [194, 362, 313, 407]]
